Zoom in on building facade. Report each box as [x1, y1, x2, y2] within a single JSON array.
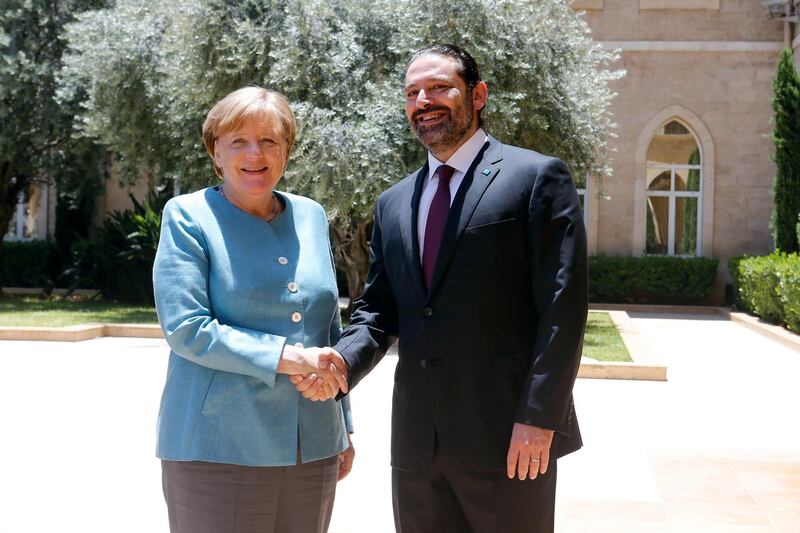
[[573, 0, 797, 300]]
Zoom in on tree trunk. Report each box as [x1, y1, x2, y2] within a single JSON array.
[[330, 220, 371, 317], [0, 161, 28, 296]]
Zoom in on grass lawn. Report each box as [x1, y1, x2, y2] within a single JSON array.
[[582, 311, 632, 362], [0, 297, 632, 363], [0, 295, 157, 327]]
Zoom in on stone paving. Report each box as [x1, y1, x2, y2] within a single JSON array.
[[0, 312, 798, 532]]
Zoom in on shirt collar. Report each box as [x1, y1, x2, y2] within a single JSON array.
[[427, 128, 488, 181]]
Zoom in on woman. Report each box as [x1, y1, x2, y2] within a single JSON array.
[[153, 86, 354, 533]]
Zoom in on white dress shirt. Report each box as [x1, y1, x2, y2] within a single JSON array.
[[417, 128, 488, 264]]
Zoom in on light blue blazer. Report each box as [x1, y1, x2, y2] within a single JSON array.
[[153, 187, 352, 466]]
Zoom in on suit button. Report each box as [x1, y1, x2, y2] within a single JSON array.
[[288, 282, 299, 293], [420, 359, 428, 370], [278, 256, 289, 265], [423, 307, 433, 318], [291, 312, 302, 323]]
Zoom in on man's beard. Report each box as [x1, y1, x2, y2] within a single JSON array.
[[410, 96, 473, 155]]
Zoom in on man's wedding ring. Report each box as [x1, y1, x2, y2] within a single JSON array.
[[530, 458, 540, 463]]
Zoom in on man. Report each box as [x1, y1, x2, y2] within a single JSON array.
[[295, 44, 588, 532]]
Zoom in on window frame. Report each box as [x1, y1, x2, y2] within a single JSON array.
[[4, 184, 51, 242], [4, 192, 29, 242], [633, 106, 715, 258], [645, 161, 703, 257]]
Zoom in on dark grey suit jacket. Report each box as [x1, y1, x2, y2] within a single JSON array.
[[335, 135, 588, 471]]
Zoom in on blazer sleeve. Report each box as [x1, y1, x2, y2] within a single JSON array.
[[332, 306, 354, 432], [333, 198, 399, 391], [153, 200, 286, 388], [515, 157, 589, 435], [326, 224, 355, 433]]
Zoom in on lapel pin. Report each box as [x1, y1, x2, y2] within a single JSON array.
[[481, 168, 491, 176]]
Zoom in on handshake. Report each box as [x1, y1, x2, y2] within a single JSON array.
[[280, 345, 349, 401]]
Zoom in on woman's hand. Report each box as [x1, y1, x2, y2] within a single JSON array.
[[280, 346, 349, 400], [337, 435, 355, 481]]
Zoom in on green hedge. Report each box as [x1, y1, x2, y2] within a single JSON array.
[[727, 255, 748, 312], [730, 252, 800, 333], [0, 240, 61, 288], [589, 255, 719, 304]]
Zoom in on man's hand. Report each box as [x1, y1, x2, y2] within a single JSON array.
[[287, 347, 349, 401], [337, 435, 355, 481], [506, 423, 554, 481]]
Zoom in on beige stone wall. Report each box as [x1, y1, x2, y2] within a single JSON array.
[[43, 184, 57, 239], [93, 175, 151, 227], [597, 50, 778, 267], [795, 33, 800, 68], [578, 0, 783, 42], [640, 0, 719, 9], [571, 0, 604, 9]]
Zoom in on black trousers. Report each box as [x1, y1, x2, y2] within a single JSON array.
[[392, 451, 557, 533]]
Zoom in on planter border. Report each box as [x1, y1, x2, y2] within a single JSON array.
[[0, 323, 161, 342], [7, 305, 792, 380], [592, 303, 800, 354], [586, 308, 668, 381], [717, 308, 800, 353]]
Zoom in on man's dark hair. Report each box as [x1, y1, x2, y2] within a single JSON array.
[[409, 43, 484, 126], [410, 43, 482, 90]]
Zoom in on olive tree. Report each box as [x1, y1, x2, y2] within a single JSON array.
[[0, 0, 107, 289], [61, 0, 622, 302]]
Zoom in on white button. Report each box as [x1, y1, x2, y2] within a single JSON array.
[[288, 282, 298, 293], [294, 342, 304, 349], [291, 312, 302, 323], [278, 256, 288, 265]]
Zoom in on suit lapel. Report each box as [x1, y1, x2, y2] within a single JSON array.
[[426, 137, 504, 300], [399, 163, 429, 294]]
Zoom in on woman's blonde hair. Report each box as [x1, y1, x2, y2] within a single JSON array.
[[202, 87, 297, 178]]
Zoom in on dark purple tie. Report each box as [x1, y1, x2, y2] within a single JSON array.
[[422, 165, 456, 288]]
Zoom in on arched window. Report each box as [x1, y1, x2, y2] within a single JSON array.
[[644, 119, 702, 256]]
